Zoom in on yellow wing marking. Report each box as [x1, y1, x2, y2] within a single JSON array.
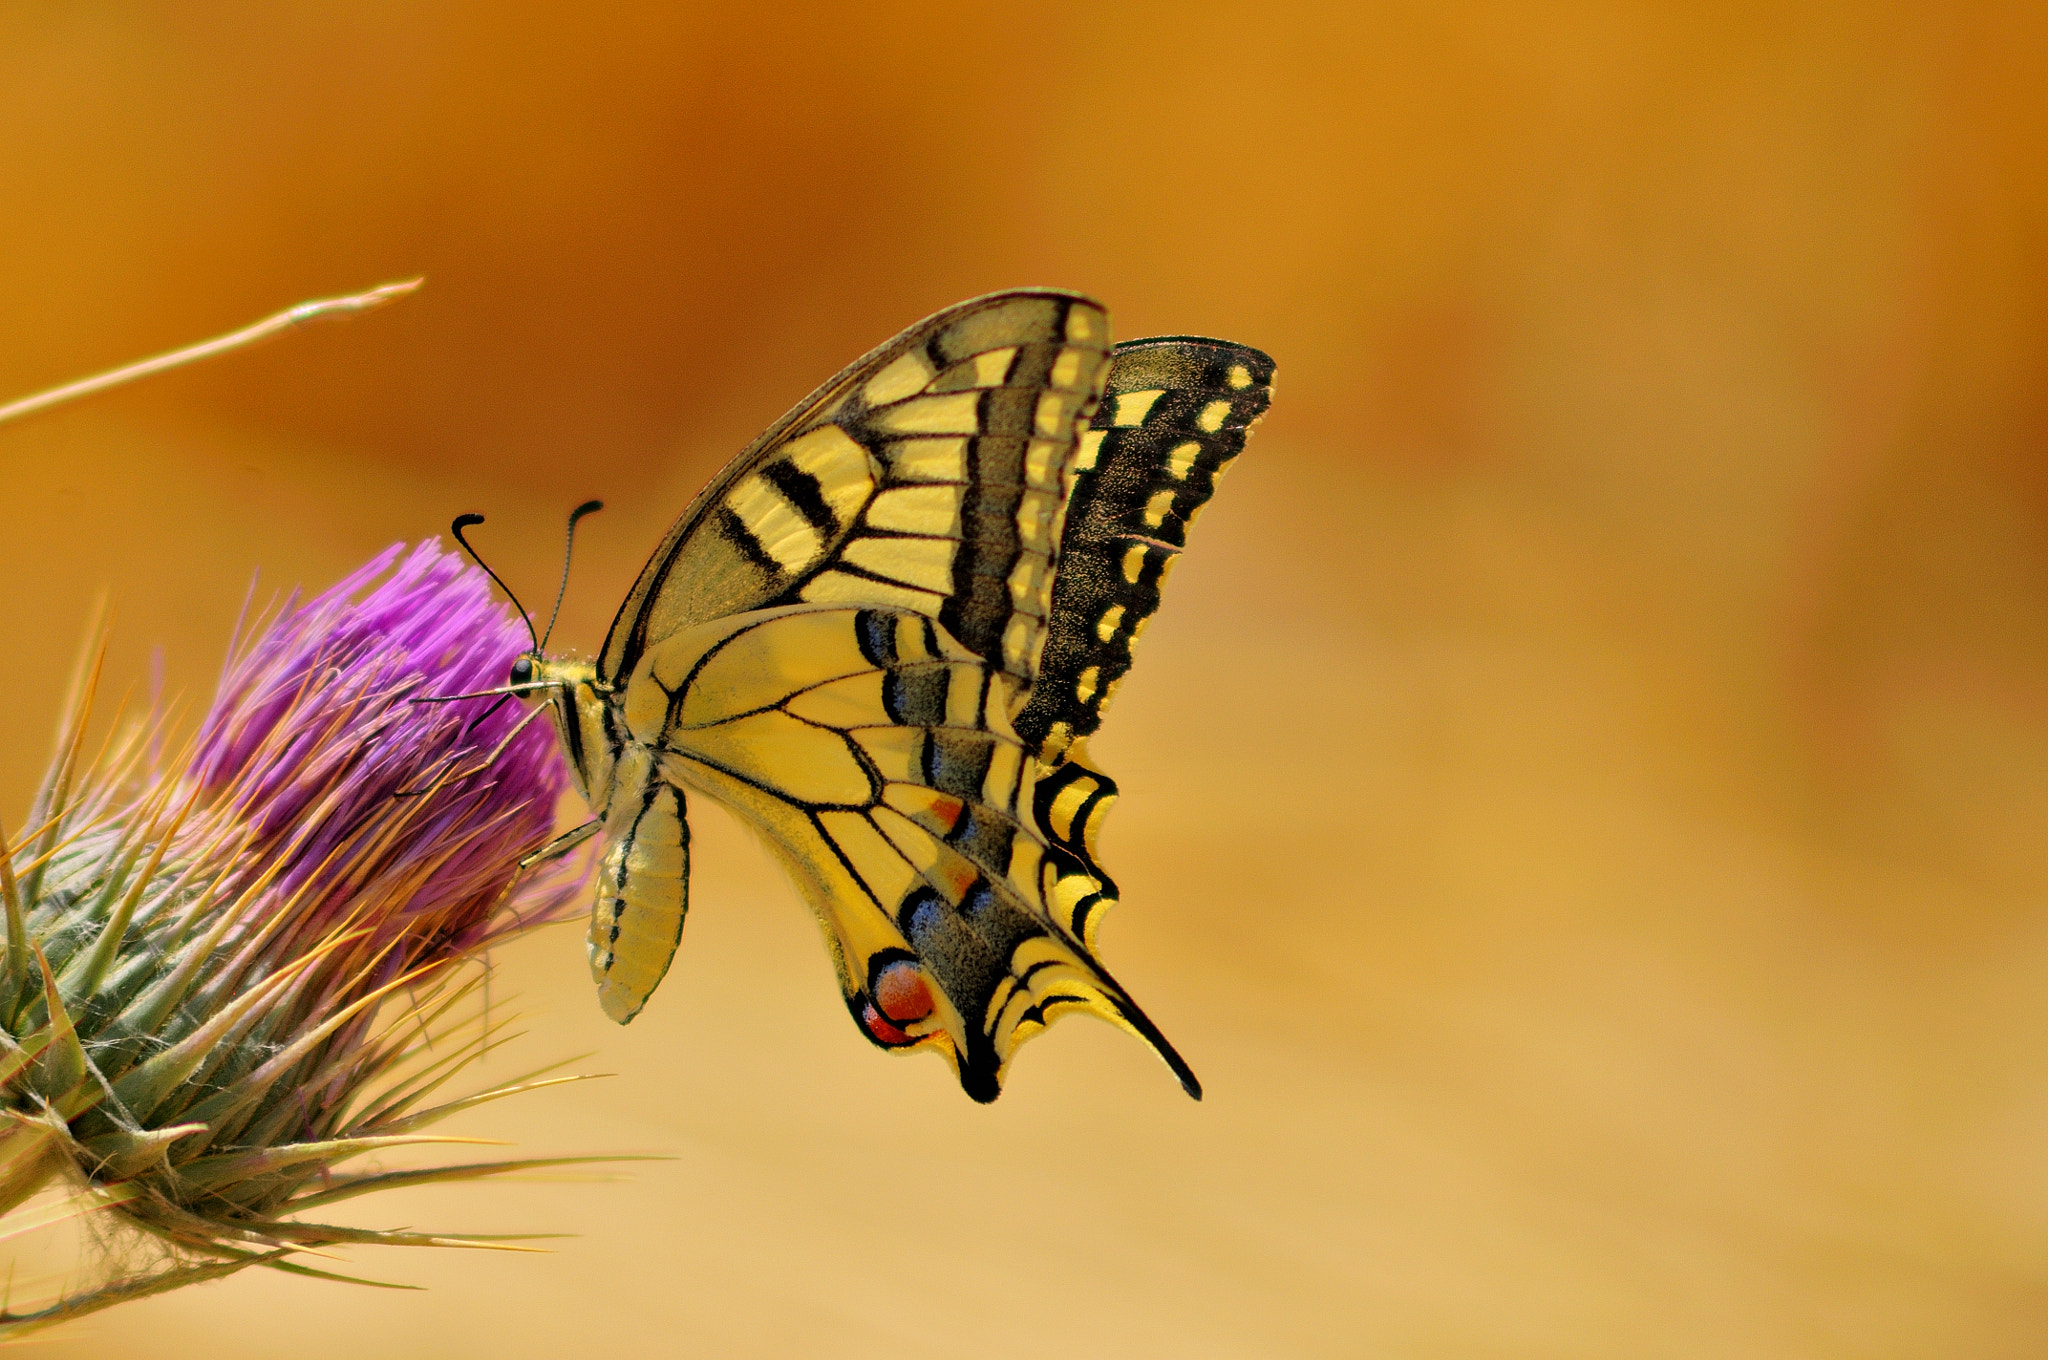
[[874, 391, 984, 435], [725, 471, 825, 571], [677, 709, 873, 806], [1034, 390, 1086, 436], [800, 570, 941, 613], [1075, 428, 1107, 471], [1111, 390, 1165, 425], [666, 608, 873, 727], [782, 671, 888, 727], [882, 438, 969, 483], [1023, 438, 1064, 491], [850, 724, 923, 782], [841, 535, 955, 594], [718, 426, 877, 576], [1001, 613, 1037, 674], [1120, 543, 1148, 584], [921, 347, 1017, 391], [1142, 488, 1178, 529], [1005, 552, 1048, 617], [1015, 489, 1059, 553], [863, 350, 936, 406], [865, 484, 962, 537]]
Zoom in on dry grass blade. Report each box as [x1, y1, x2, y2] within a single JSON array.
[[0, 280, 423, 428]]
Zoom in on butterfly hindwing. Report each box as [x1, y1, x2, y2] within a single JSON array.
[[617, 603, 1196, 1101], [1030, 744, 1126, 956]]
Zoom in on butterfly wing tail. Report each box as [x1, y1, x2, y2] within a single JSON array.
[[1029, 747, 1203, 1100], [833, 834, 1201, 1103]]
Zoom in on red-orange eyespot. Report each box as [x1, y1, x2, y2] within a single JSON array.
[[875, 962, 935, 1025], [862, 1002, 911, 1046]]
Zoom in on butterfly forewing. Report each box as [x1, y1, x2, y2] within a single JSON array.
[[986, 337, 1275, 956], [597, 290, 1115, 698], [1013, 336, 1276, 766]]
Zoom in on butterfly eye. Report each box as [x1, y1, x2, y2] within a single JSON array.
[[508, 656, 535, 687]]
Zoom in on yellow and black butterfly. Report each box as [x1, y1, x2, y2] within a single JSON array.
[[469, 290, 1271, 1102]]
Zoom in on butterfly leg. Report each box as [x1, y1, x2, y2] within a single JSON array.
[[518, 817, 601, 869]]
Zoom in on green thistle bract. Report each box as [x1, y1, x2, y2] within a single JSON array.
[[0, 542, 594, 1331]]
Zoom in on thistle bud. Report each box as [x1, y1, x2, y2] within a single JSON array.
[[0, 542, 593, 1333]]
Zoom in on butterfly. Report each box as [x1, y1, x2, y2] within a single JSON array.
[[481, 290, 1272, 1102]]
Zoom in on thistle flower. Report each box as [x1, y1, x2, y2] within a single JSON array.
[[0, 541, 596, 1334]]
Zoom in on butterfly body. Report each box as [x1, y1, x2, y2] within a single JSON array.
[[516, 290, 1272, 1101]]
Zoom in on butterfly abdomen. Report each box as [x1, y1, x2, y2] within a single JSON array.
[[587, 745, 690, 1024]]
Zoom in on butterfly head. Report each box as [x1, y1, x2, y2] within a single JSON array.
[[448, 505, 616, 811], [506, 649, 596, 698]]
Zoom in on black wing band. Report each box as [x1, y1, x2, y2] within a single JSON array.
[[1014, 336, 1275, 763]]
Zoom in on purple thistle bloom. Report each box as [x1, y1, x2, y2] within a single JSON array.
[[189, 541, 580, 961], [0, 542, 604, 1336]]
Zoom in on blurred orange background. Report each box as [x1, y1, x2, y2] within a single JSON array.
[[4, 3, 2047, 1355]]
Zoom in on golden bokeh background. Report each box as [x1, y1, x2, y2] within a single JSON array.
[[4, 3, 2046, 1354]]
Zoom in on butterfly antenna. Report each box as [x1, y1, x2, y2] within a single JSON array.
[[450, 513, 540, 653], [540, 499, 603, 652]]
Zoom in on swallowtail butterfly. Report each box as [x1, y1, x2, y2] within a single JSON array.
[[499, 290, 1271, 1101]]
